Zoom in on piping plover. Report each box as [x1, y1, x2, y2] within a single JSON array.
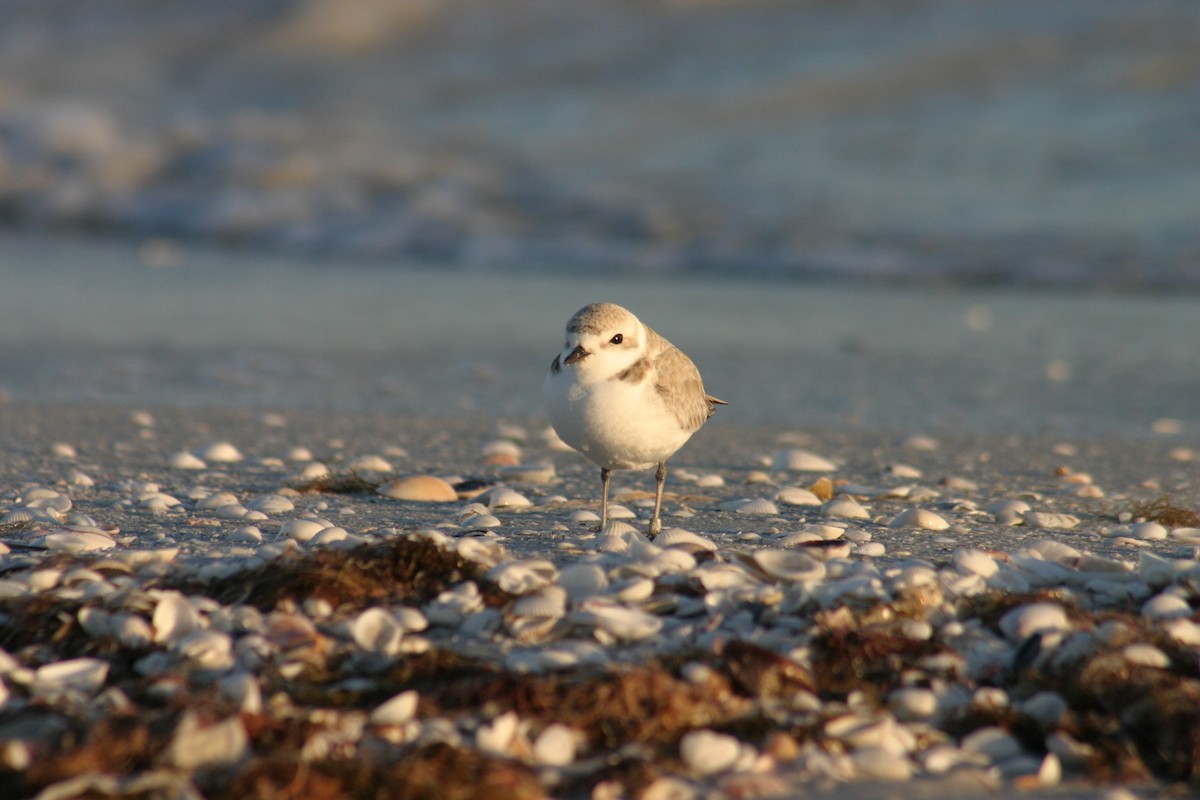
[[543, 302, 726, 537]]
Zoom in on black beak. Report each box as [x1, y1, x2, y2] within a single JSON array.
[[563, 345, 588, 365]]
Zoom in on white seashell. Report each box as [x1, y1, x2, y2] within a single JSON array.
[[822, 496, 870, 520], [857, 542, 886, 557], [497, 463, 556, 484], [1129, 521, 1168, 540], [67, 469, 95, 487], [487, 488, 532, 510], [888, 463, 923, 478], [1122, 643, 1170, 668], [38, 529, 117, 552], [228, 526, 264, 544], [680, 729, 741, 776], [510, 588, 567, 619], [604, 504, 637, 519], [608, 576, 654, 603], [889, 687, 937, 721], [169, 451, 207, 470], [1165, 618, 1200, 646], [774, 486, 822, 506], [772, 449, 837, 472], [568, 509, 600, 524], [218, 672, 263, 714], [576, 599, 662, 641], [213, 504, 250, 520], [656, 528, 717, 552], [246, 494, 295, 514], [1142, 593, 1191, 621], [175, 629, 236, 671], [751, 550, 826, 583], [196, 492, 239, 511], [371, 690, 419, 725], [998, 603, 1071, 643], [113, 613, 154, 648], [352, 608, 403, 655], [78, 606, 113, 638], [476, 711, 520, 754], [694, 473, 725, 488], [557, 564, 609, 601], [27, 494, 72, 512], [481, 439, 522, 459], [309, 527, 350, 546], [986, 499, 1031, 525], [532, 723, 576, 767], [1022, 511, 1079, 530], [2, 507, 60, 526], [346, 454, 392, 473], [152, 591, 204, 645], [888, 508, 950, 530], [49, 442, 77, 459], [735, 498, 779, 516], [488, 560, 556, 595], [164, 712, 249, 770], [280, 518, 326, 542], [954, 549, 998, 578], [851, 746, 913, 781], [197, 442, 243, 463], [296, 462, 330, 480], [467, 513, 502, 529], [131, 410, 156, 427], [34, 658, 109, 694], [961, 726, 1023, 762]]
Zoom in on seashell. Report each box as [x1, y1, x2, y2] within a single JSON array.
[[49, 441, 77, 459], [1129, 521, 1168, 540], [680, 729, 741, 776], [888, 508, 950, 530], [1142, 593, 1191, 621], [774, 486, 822, 506], [656, 528, 717, 552], [371, 690, 419, 726], [998, 603, 1070, 643], [352, 607, 403, 655], [466, 513, 502, 529], [213, 504, 250, 520], [821, 495, 870, 520], [1060, 483, 1104, 498], [169, 451, 207, 470], [67, 469, 95, 487], [1121, 643, 1170, 668], [576, 598, 662, 642], [27, 494, 72, 512], [34, 658, 109, 694], [131, 410, 156, 427], [902, 434, 939, 451], [296, 462, 330, 480], [961, 726, 1023, 762], [749, 550, 825, 583], [228, 526, 263, 544], [152, 591, 204, 645], [218, 672, 263, 714], [481, 439, 522, 460], [37, 529, 117, 552], [196, 492, 240, 511], [888, 463, 923, 478], [608, 576, 654, 603], [175, 629, 236, 671], [533, 723, 576, 767], [1165, 619, 1200, 646], [695, 473, 725, 488], [476, 711, 521, 754], [954, 549, 998, 578], [604, 504, 637, 519], [310, 526, 351, 546], [346, 454, 392, 473], [376, 474, 456, 501], [164, 712, 249, 770], [246, 494, 295, 514], [734, 498, 780, 516], [510, 587, 567, 619], [568, 509, 601, 524], [2, 507, 61, 526], [78, 607, 113, 638], [280, 518, 326, 542], [488, 560, 556, 595], [986, 499, 1031, 525], [424, 582, 484, 627], [487, 488, 532, 510], [889, 687, 937, 721], [1022, 511, 1079, 530], [138, 492, 182, 512], [497, 463, 556, 484], [196, 442, 243, 463], [772, 449, 836, 472], [557, 564, 609, 601], [113, 613, 154, 648], [851, 746, 913, 782]]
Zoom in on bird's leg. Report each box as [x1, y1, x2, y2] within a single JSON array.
[[598, 467, 611, 532], [649, 461, 666, 539]]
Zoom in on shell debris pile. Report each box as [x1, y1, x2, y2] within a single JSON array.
[[1, 407, 1200, 798]]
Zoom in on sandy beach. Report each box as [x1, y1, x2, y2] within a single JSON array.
[[2, 236, 1200, 798]]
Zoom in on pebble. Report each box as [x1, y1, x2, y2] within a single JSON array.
[[377, 476, 458, 502]]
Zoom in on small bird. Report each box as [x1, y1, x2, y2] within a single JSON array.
[[543, 302, 726, 537]]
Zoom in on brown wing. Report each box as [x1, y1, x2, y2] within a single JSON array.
[[649, 331, 724, 433]]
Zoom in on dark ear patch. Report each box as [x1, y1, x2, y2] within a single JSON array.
[[550, 354, 561, 374], [617, 356, 651, 383]]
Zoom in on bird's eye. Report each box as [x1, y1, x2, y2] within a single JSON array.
[[609, 333, 623, 345]]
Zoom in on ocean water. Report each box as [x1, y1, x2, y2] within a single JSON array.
[[2, 233, 1199, 440], [0, 0, 1197, 289]]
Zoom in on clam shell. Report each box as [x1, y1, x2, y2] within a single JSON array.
[[164, 712, 249, 770], [169, 451, 207, 470], [196, 492, 240, 511], [487, 488, 532, 510], [152, 591, 204, 645], [175, 629, 236, 671], [775, 486, 822, 506], [749, 550, 826, 583], [772, 449, 837, 472], [379, 475, 458, 502], [510, 587, 567, 618], [998, 603, 1071, 643], [280, 518, 326, 542], [196, 442, 243, 463], [576, 599, 662, 641], [1022, 511, 1079, 530], [557, 563, 609, 601], [656, 528, 717, 552], [34, 658, 109, 694], [822, 496, 870, 520], [246, 494, 295, 514], [346, 454, 392, 473], [38, 529, 117, 552], [371, 690, 419, 725], [488, 560, 556, 595], [888, 508, 950, 530], [533, 723, 576, 767], [680, 729, 741, 776], [352, 607, 404, 655]]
